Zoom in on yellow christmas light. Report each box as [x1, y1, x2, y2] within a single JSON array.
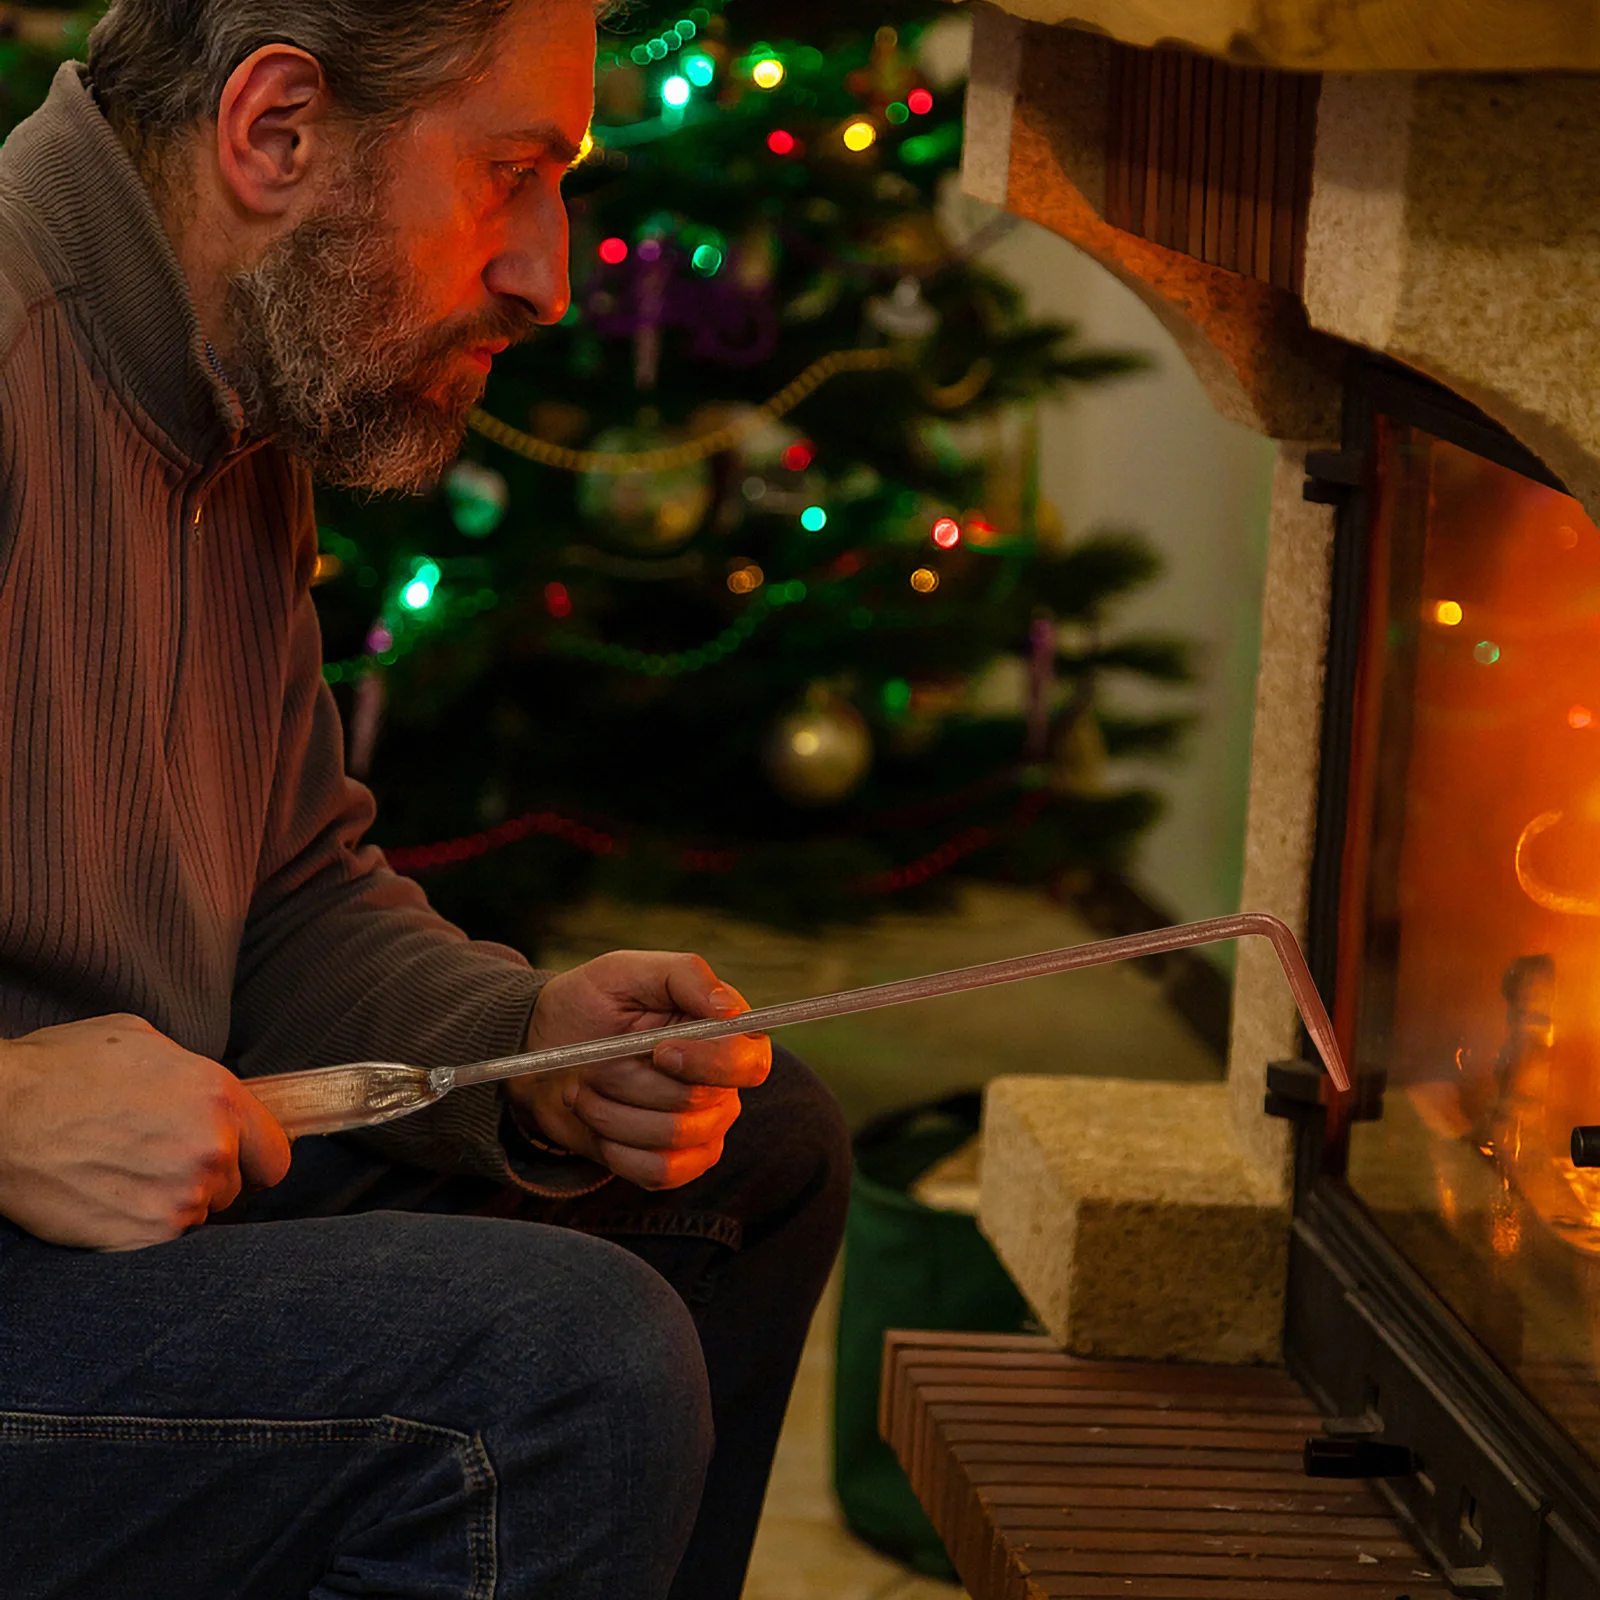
[[1432, 599, 1463, 626], [843, 119, 878, 152], [910, 567, 939, 593], [752, 57, 785, 89], [727, 563, 765, 595]]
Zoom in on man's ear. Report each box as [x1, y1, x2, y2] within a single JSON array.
[[214, 45, 335, 219]]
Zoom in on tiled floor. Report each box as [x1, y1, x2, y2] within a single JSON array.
[[741, 1270, 968, 1600]]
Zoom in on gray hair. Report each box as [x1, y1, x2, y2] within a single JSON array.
[[87, 0, 604, 159]]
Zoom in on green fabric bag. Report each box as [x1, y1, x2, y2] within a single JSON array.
[[831, 1092, 1034, 1577]]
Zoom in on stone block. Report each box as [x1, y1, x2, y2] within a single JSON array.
[[978, 1076, 1291, 1364]]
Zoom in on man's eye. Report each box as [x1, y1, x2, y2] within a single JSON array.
[[500, 163, 538, 191]]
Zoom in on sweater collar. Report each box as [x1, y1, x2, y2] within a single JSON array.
[[0, 64, 243, 463]]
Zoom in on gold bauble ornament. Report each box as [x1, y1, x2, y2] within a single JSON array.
[[763, 690, 873, 806], [575, 424, 713, 553]]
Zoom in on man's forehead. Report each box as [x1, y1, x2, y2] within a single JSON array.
[[460, 0, 596, 142]]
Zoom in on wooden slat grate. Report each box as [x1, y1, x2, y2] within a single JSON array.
[[881, 1330, 1450, 1600], [1103, 43, 1320, 295]]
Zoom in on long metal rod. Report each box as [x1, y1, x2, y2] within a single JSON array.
[[437, 911, 1349, 1094]]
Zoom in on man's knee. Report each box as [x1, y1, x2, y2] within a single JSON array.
[[734, 1046, 853, 1240]]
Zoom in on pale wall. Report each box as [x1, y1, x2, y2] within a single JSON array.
[[977, 212, 1278, 939]]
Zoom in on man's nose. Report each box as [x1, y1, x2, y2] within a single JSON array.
[[484, 197, 571, 326]]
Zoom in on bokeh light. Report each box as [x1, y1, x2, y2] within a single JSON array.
[[843, 120, 877, 152], [544, 582, 573, 619], [1570, 705, 1593, 729], [661, 74, 692, 108], [800, 505, 828, 532], [684, 53, 715, 86], [910, 567, 939, 593], [907, 88, 934, 114], [752, 57, 785, 89], [767, 129, 797, 155], [781, 441, 815, 471], [598, 236, 629, 265], [931, 516, 961, 549], [1432, 599, 1463, 625], [1473, 640, 1501, 665]]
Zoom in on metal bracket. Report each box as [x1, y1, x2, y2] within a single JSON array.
[[1303, 447, 1367, 505], [1264, 1057, 1385, 1122]]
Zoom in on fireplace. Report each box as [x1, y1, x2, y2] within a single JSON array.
[[956, 9, 1600, 1598], [1285, 359, 1600, 1598]]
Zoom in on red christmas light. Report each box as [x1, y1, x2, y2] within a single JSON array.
[[781, 440, 815, 471], [597, 237, 629, 265], [767, 129, 797, 155], [931, 516, 961, 549], [544, 581, 573, 619], [907, 88, 934, 115]]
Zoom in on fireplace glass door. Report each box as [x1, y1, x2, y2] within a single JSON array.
[[1341, 414, 1600, 1465]]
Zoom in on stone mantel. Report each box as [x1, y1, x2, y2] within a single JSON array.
[[953, 0, 1600, 73], [966, 2, 1600, 1363]]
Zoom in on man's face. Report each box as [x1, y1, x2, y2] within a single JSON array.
[[226, 0, 596, 492]]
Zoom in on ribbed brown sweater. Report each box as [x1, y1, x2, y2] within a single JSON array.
[[0, 65, 586, 1193]]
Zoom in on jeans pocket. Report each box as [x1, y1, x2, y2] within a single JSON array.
[[0, 1409, 496, 1600]]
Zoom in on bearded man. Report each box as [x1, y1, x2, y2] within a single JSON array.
[[0, 4, 850, 1597]]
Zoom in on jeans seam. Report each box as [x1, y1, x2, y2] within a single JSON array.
[[548, 1210, 743, 1250], [0, 1409, 497, 1599]]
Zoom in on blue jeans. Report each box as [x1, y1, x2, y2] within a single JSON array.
[[0, 1046, 851, 1599]]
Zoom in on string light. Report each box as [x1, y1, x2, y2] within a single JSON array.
[[400, 560, 441, 611], [1473, 640, 1501, 665], [910, 567, 939, 593], [886, 102, 909, 124], [544, 582, 573, 619], [781, 440, 815, 471], [843, 120, 877, 152], [752, 57, 785, 88], [598, 236, 629, 265], [931, 516, 961, 549], [767, 129, 797, 155], [690, 241, 724, 275], [800, 505, 828, 532], [661, 74, 692, 108], [727, 562, 764, 595], [907, 87, 934, 114], [1432, 599, 1463, 625], [684, 52, 715, 86]]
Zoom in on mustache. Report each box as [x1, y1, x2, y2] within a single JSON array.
[[416, 303, 542, 365]]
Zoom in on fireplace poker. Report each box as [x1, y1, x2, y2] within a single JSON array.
[[247, 911, 1350, 1138]]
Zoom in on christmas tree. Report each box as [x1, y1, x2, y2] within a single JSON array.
[[5, 3, 1195, 950], [315, 0, 1194, 949]]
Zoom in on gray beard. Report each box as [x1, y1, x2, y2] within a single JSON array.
[[223, 169, 497, 494]]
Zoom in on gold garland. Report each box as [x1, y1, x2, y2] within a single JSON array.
[[467, 348, 899, 475]]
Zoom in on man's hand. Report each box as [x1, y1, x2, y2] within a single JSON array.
[[0, 1015, 292, 1251], [508, 952, 770, 1190]]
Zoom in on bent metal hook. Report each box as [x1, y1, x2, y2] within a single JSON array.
[[246, 911, 1350, 1139]]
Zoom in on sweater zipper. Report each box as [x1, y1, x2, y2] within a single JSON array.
[[163, 440, 267, 755]]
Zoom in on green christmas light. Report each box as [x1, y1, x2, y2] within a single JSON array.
[[676, 17, 698, 38], [690, 242, 724, 275], [646, 38, 667, 61], [661, 74, 691, 108], [800, 506, 827, 532], [882, 678, 912, 716], [886, 102, 909, 124], [684, 52, 715, 86], [629, 44, 651, 65]]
